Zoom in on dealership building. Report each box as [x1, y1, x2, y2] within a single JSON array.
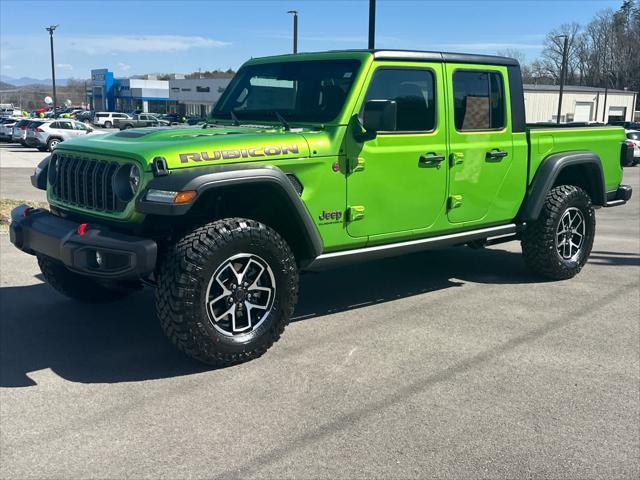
[[524, 84, 637, 123], [89, 68, 231, 116]]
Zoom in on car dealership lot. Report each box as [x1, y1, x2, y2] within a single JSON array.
[[0, 147, 638, 478]]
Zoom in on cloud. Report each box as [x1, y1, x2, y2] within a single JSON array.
[[2, 64, 13, 70], [56, 63, 73, 70], [61, 35, 230, 55], [117, 62, 131, 72]]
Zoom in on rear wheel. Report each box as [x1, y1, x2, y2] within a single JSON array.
[[37, 255, 138, 303], [156, 218, 298, 366], [46, 137, 61, 151], [521, 185, 595, 280], [104, 121, 112, 129]]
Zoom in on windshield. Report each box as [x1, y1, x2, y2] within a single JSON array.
[[212, 59, 361, 124]]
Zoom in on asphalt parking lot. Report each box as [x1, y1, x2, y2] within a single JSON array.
[[0, 144, 638, 479]]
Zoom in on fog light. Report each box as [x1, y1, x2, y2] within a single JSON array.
[[95, 251, 104, 267]]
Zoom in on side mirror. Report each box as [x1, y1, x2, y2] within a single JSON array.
[[362, 100, 397, 133]]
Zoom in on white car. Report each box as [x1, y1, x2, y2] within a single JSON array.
[[11, 119, 32, 144], [625, 130, 640, 165], [0, 117, 20, 141], [93, 112, 131, 128], [25, 119, 106, 151]]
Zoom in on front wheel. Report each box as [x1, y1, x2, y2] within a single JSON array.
[[156, 218, 298, 366], [521, 185, 595, 280], [104, 121, 112, 129]]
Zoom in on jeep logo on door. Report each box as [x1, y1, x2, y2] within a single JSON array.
[[179, 145, 300, 163]]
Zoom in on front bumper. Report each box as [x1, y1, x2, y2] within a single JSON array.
[[605, 184, 633, 207], [9, 204, 157, 279]]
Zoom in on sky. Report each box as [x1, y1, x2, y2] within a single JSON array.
[[0, 0, 623, 80]]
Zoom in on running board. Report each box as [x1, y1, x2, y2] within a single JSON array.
[[305, 224, 519, 271]]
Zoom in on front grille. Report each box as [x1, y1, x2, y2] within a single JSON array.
[[52, 154, 127, 212]]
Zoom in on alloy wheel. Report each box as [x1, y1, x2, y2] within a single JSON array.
[[555, 207, 585, 261], [205, 253, 276, 336]]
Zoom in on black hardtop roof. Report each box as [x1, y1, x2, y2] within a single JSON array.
[[248, 49, 520, 68], [370, 49, 519, 67]]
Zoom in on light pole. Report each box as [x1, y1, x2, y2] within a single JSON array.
[[46, 25, 59, 117], [368, 0, 376, 49], [555, 34, 568, 124], [287, 10, 298, 54]]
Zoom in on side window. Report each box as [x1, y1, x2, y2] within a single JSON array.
[[50, 122, 60, 129], [74, 122, 87, 130], [452, 71, 505, 131], [59, 121, 72, 130], [361, 68, 436, 132]]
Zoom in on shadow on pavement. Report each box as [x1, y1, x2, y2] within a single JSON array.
[[588, 251, 640, 266], [1, 246, 538, 388]]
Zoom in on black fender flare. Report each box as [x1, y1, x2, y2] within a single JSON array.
[[518, 151, 606, 221], [136, 163, 323, 258]]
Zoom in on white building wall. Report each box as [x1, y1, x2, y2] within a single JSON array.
[[524, 88, 636, 123]]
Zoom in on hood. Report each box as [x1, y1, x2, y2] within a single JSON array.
[[55, 125, 312, 170]]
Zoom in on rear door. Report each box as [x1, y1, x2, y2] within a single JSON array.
[[445, 65, 514, 224]]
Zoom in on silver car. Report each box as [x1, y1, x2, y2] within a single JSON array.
[[0, 117, 20, 141], [26, 118, 105, 151], [11, 119, 31, 144]]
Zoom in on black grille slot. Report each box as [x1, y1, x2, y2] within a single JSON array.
[[53, 154, 127, 212]]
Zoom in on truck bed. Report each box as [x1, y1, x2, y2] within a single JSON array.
[[526, 125, 625, 192]]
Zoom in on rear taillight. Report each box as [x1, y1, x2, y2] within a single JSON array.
[[35, 127, 44, 133], [20, 126, 27, 130]]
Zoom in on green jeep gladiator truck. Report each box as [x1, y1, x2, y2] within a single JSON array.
[[10, 50, 634, 366]]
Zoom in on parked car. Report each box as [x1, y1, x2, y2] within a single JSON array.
[[75, 110, 95, 124], [11, 119, 32, 144], [0, 117, 20, 141], [24, 120, 53, 149], [160, 113, 186, 124], [93, 112, 131, 128], [115, 113, 170, 130], [609, 120, 640, 130], [26, 118, 105, 151], [626, 130, 640, 165]]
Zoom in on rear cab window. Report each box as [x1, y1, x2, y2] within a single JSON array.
[[452, 70, 505, 131]]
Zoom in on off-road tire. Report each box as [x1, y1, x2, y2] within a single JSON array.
[[156, 218, 298, 367], [521, 185, 595, 280], [37, 255, 136, 303]]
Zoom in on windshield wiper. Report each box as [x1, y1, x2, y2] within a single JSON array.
[[274, 111, 290, 131]]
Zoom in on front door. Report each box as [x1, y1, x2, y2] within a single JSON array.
[[346, 63, 448, 239], [445, 65, 514, 224]]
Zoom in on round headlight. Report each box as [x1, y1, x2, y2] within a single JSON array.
[[128, 164, 141, 194], [113, 164, 141, 202]]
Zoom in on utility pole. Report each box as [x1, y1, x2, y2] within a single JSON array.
[[556, 34, 568, 124], [368, 0, 376, 49], [287, 10, 298, 54], [46, 25, 59, 117]]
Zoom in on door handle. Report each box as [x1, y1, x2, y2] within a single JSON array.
[[419, 153, 445, 168], [486, 149, 508, 161]]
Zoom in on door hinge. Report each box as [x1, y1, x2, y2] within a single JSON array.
[[449, 152, 465, 167], [448, 195, 463, 209], [348, 157, 365, 174], [347, 205, 365, 221]]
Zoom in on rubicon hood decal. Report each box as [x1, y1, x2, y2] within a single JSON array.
[[179, 144, 300, 163]]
